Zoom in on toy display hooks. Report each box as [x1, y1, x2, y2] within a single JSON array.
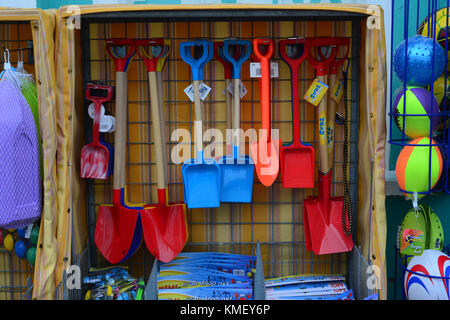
[[389, 0, 450, 200]]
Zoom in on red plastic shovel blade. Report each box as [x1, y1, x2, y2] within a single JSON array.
[[250, 139, 280, 187], [304, 197, 353, 255], [94, 189, 141, 264], [81, 145, 109, 180], [303, 172, 353, 255], [141, 190, 188, 263], [303, 196, 316, 252], [281, 144, 315, 188]]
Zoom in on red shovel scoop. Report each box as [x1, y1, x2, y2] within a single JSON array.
[[81, 85, 112, 180], [279, 38, 315, 189]]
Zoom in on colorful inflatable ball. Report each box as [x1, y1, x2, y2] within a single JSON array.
[[393, 86, 440, 138], [417, 7, 450, 71], [404, 249, 450, 300], [3, 233, 14, 252], [393, 35, 446, 86], [14, 240, 26, 259], [431, 75, 450, 109], [395, 137, 443, 199], [29, 225, 39, 247], [26, 247, 36, 267], [16, 228, 26, 239]]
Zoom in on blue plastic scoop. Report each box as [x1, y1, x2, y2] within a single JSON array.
[[218, 39, 254, 203], [180, 40, 220, 209]]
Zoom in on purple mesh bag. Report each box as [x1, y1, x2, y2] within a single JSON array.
[[0, 81, 41, 229]]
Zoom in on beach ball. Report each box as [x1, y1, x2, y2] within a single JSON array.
[[431, 75, 450, 109], [16, 228, 26, 239], [29, 225, 39, 246], [3, 233, 14, 252], [394, 35, 446, 86], [418, 7, 450, 71], [26, 247, 36, 267], [404, 249, 450, 300], [14, 240, 26, 259], [393, 86, 440, 138], [396, 137, 443, 199]]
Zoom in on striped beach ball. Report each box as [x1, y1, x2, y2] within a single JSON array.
[[396, 137, 443, 199], [393, 86, 440, 139]]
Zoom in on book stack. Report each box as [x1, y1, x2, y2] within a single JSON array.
[[265, 275, 354, 300]]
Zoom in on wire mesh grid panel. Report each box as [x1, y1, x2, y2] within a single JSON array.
[[0, 249, 33, 300], [389, 0, 450, 198], [0, 22, 36, 300], [81, 13, 360, 281], [389, 0, 450, 300]]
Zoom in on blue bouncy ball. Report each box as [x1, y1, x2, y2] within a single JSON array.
[[394, 35, 446, 86], [14, 240, 27, 259], [16, 228, 26, 239]]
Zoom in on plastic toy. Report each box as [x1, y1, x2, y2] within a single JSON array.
[[3, 232, 14, 252], [393, 35, 446, 86], [428, 74, 450, 112], [418, 7, 450, 70], [14, 240, 26, 259], [393, 86, 440, 138], [404, 249, 450, 300], [26, 247, 36, 267], [395, 137, 443, 199], [398, 204, 444, 264]]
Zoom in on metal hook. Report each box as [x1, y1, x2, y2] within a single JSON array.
[[412, 192, 419, 217], [4, 48, 10, 64], [3, 49, 11, 70], [288, 36, 305, 43]]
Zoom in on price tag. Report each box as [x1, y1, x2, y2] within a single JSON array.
[[249, 62, 279, 78], [24, 224, 34, 239], [304, 79, 329, 107], [226, 80, 247, 99], [184, 82, 212, 102], [331, 79, 345, 104], [400, 229, 425, 256]]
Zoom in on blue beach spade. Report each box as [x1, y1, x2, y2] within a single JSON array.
[[180, 40, 220, 209], [181, 40, 214, 203], [218, 39, 254, 203]]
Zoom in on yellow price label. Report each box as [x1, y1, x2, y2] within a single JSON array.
[[304, 79, 329, 106], [318, 110, 327, 145], [331, 79, 344, 104]]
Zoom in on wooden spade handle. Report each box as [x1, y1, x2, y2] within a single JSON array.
[[225, 78, 233, 149], [317, 74, 329, 174], [327, 72, 338, 166], [113, 71, 128, 190], [156, 71, 168, 185], [149, 71, 166, 190]]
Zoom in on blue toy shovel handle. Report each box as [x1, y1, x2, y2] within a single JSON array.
[[179, 40, 212, 81], [223, 39, 251, 79]]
